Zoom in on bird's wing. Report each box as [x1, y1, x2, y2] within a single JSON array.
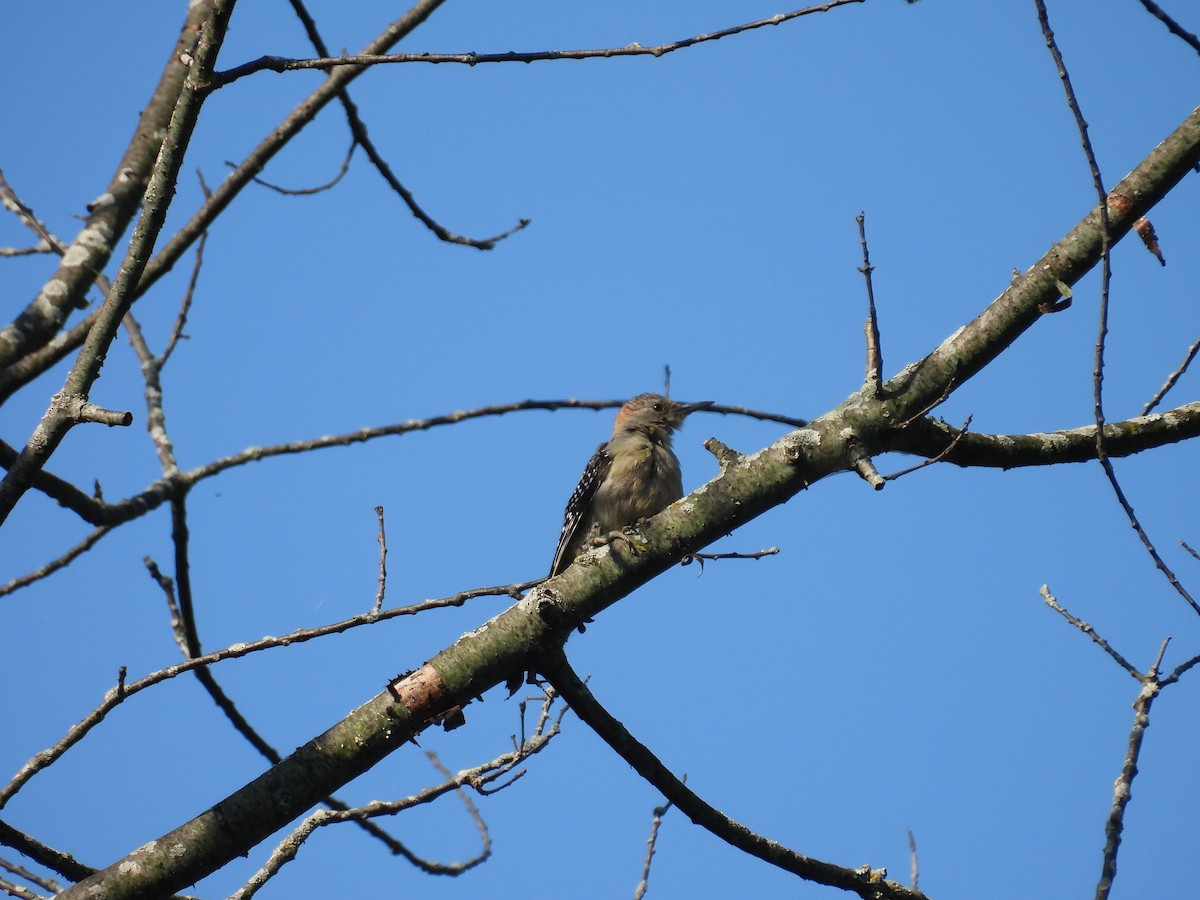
[[549, 443, 611, 577]]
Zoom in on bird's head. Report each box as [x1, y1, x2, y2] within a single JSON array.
[[612, 393, 714, 440]]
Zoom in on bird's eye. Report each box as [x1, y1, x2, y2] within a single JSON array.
[[653, 402, 663, 411]]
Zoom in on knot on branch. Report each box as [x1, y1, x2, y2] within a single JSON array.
[[845, 434, 884, 491], [704, 437, 742, 470]]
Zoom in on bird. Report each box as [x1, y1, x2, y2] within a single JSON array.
[[549, 393, 713, 577]]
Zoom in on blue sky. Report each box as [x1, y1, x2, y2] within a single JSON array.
[[2, 1, 1199, 898]]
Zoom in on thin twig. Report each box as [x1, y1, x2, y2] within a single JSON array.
[[144, 557, 190, 656], [212, 0, 868, 86], [1039, 586, 1140, 678], [0, 855, 60, 896], [0, 171, 68, 254], [1162, 649, 1200, 686], [857, 212, 882, 394], [682, 547, 779, 565], [374, 505, 388, 613], [426, 750, 491, 863], [0, 525, 115, 598], [227, 139, 356, 195], [907, 829, 919, 891], [3, 399, 801, 536], [0, 874, 43, 900], [634, 793, 676, 900], [885, 415, 973, 481], [1142, 334, 1200, 415], [0, 242, 53, 257], [0, 823, 94, 885], [158, 170, 212, 367], [1136, 0, 1200, 54]]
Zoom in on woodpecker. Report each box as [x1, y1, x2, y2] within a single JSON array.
[[549, 393, 714, 577]]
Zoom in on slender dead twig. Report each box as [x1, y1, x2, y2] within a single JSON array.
[[2, 398, 801, 542], [885, 415, 973, 481], [0, 822, 94, 886], [1142, 334, 1200, 415], [1136, 0, 1200, 54], [158, 171, 211, 366], [0, 854, 61, 896], [682, 547, 779, 566], [374, 505, 388, 613], [1040, 586, 1139, 677], [857, 212, 882, 394], [228, 138, 356, 195], [0, 525, 115, 598], [211, 0, 868, 86], [0, 171, 68, 255], [633, 794, 676, 900], [907, 829, 919, 892]]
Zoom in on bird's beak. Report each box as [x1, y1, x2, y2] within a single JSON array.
[[677, 400, 714, 417]]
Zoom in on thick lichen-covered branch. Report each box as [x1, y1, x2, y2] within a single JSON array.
[[0, 3, 216, 368]]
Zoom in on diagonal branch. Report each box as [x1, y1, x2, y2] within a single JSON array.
[[0, 3, 217, 369], [1144, 335, 1200, 415], [0, 2, 234, 526], [1136, 0, 1200, 54], [540, 651, 928, 900]]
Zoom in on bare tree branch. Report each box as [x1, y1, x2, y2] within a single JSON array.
[[0, 525, 115, 598], [230, 704, 564, 898], [633, 793, 675, 900], [210, 0, 868, 86], [891, 404, 1200, 468], [1143, 335, 1200, 415], [0, 4, 217, 369], [1039, 586, 1140, 678], [856, 212, 882, 395], [0, 2, 234, 525], [0, 822, 92, 886], [227, 138, 355, 195], [1035, 1, 1200, 622], [1136, 0, 1200, 54], [540, 651, 928, 900]]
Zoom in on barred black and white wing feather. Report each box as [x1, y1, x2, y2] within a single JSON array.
[[549, 443, 612, 577]]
